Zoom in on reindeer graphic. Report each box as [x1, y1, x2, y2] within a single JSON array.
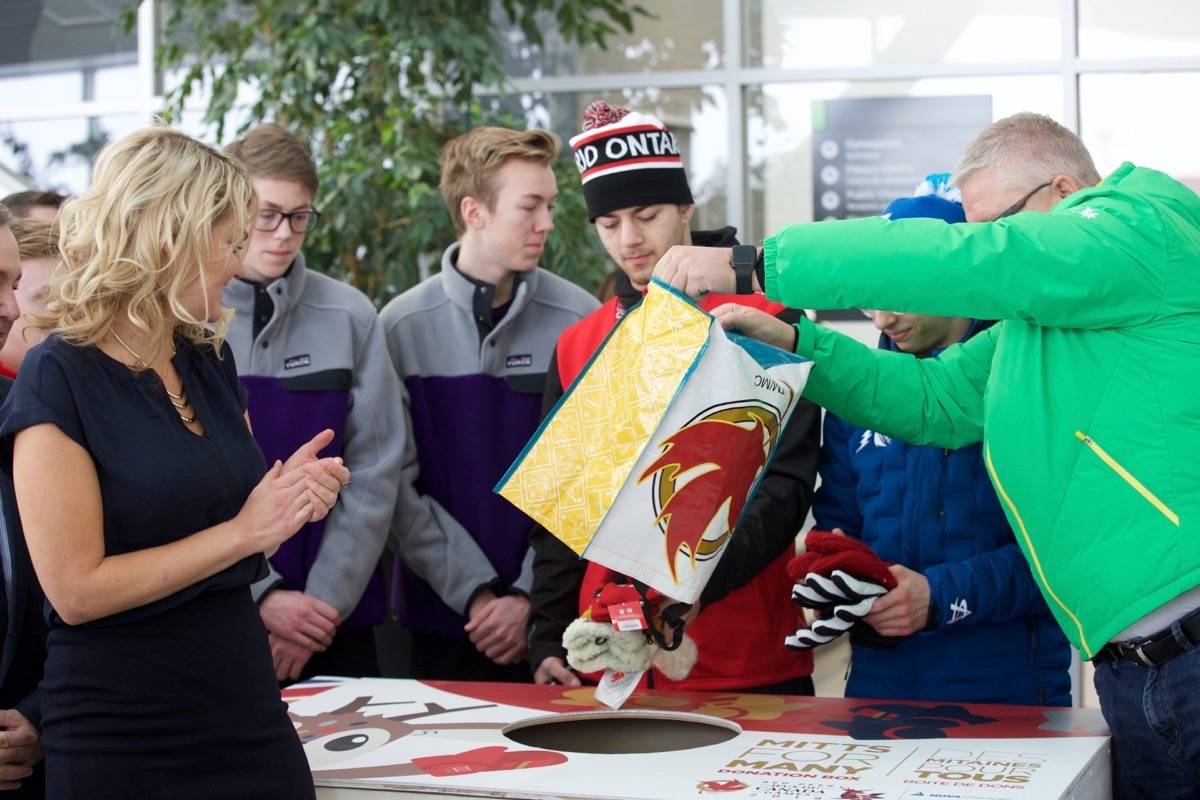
[[292, 695, 567, 780]]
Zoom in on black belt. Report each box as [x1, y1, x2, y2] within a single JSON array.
[[1095, 609, 1200, 668]]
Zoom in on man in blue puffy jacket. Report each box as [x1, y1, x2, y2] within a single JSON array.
[[813, 181, 1072, 706]]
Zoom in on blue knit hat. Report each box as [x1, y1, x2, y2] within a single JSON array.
[[882, 172, 965, 223]]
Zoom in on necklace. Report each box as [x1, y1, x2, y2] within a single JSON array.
[[166, 386, 196, 425], [111, 330, 196, 426], [111, 329, 149, 369], [110, 329, 177, 368], [165, 387, 189, 408], [164, 385, 196, 424]]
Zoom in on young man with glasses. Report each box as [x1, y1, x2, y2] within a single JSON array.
[[223, 123, 406, 682], [655, 112, 1200, 799]]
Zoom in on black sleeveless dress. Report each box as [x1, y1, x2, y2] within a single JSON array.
[[0, 335, 314, 799]]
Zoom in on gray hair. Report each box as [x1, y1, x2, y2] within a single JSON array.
[[951, 113, 1101, 191]]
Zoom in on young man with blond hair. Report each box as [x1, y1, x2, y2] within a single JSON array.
[[381, 126, 598, 681], [223, 123, 406, 682]]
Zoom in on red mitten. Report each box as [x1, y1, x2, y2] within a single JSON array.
[[787, 530, 897, 588], [785, 530, 898, 651], [412, 746, 567, 776]]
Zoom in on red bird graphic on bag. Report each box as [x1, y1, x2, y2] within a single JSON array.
[[639, 415, 769, 581]]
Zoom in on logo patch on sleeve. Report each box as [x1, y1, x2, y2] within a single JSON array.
[[284, 354, 312, 370], [506, 354, 533, 369]]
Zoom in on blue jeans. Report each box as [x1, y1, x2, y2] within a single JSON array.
[[1093, 631, 1200, 799]]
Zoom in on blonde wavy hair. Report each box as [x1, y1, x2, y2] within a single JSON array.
[[40, 124, 257, 352]]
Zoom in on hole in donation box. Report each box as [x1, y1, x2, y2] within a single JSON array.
[[503, 710, 741, 754]]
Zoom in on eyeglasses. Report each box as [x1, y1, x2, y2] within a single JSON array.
[[256, 207, 321, 234], [992, 181, 1051, 221]]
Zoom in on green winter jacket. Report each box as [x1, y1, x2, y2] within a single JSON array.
[[763, 162, 1200, 658]]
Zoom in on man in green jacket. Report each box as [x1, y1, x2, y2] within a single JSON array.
[[653, 113, 1200, 800]]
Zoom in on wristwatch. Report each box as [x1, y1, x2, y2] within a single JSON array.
[[730, 245, 757, 294]]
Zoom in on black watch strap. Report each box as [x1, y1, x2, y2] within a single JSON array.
[[731, 244, 757, 294]]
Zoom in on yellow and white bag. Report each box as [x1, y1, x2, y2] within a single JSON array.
[[497, 280, 812, 603]]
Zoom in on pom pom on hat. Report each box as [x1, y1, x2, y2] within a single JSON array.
[[883, 172, 966, 224], [914, 172, 961, 203], [582, 100, 633, 131]]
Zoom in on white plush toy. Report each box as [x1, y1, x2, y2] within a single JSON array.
[[562, 583, 697, 681]]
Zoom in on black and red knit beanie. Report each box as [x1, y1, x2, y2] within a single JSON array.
[[568, 100, 694, 222]]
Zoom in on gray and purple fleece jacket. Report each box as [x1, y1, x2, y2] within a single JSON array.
[[224, 255, 406, 629], [380, 242, 598, 638]]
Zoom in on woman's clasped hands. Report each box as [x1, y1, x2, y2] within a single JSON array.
[[233, 429, 351, 556]]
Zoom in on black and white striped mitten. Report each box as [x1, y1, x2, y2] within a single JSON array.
[[785, 569, 889, 649]]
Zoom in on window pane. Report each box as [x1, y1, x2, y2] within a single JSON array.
[[0, 117, 90, 193], [0, 0, 135, 68], [0, 70, 81, 109], [94, 112, 152, 145], [745, 0, 1061, 68], [746, 75, 1062, 243], [490, 86, 729, 232], [94, 64, 140, 104], [1081, 73, 1200, 192], [497, 0, 722, 78], [1079, 1, 1200, 59]]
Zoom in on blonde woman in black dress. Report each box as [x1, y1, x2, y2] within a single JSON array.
[[0, 126, 349, 798]]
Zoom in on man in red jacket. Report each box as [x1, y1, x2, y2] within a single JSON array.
[[526, 102, 821, 692]]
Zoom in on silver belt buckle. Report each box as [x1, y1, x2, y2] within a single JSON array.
[[1110, 640, 1154, 667], [1125, 641, 1157, 667]]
